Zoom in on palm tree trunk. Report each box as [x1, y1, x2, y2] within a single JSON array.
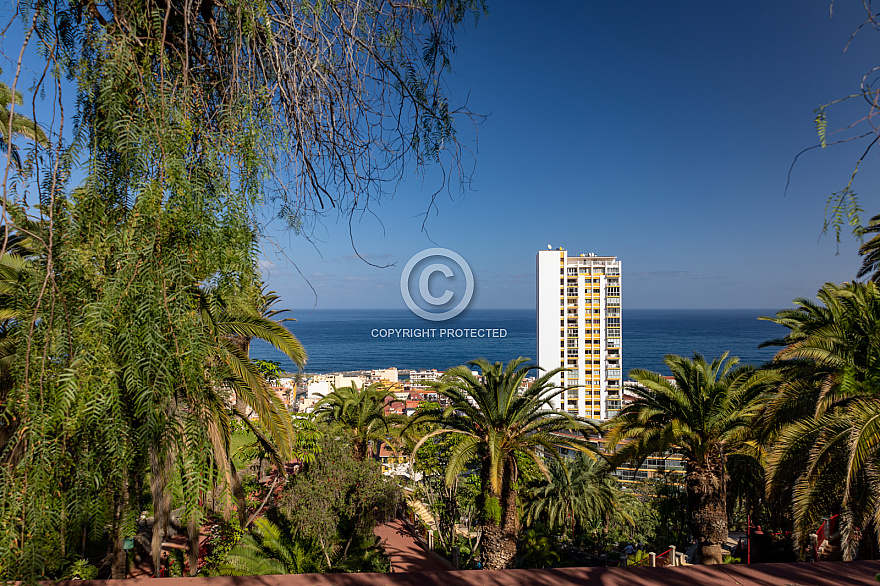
[[149, 444, 172, 575], [230, 334, 252, 415], [230, 465, 248, 527], [686, 457, 727, 564], [187, 511, 200, 576], [353, 438, 368, 461], [479, 460, 519, 570], [110, 476, 129, 578]]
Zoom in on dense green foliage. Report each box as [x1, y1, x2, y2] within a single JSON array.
[[218, 517, 322, 576], [0, 0, 483, 577], [314, 382, 403, 461], [0, 80, 47, 170], [521, 454, 617, 538], [857, 213, 880, 282], [279, 436, 400, 570], [410, 357, 599, 569], [605, 353, 776, 564], [761, 281, 880, 559]]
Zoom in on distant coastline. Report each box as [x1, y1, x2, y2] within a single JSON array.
[[250, 308, 789, 376]]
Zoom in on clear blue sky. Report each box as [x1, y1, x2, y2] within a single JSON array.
[[6, 3, 872, 311], [262, 1, 878, 310]]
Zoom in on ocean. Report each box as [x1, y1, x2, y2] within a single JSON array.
[[250, 308, 791, 377]]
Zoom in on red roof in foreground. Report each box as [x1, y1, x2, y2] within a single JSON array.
[[49, 560, 880, 585]]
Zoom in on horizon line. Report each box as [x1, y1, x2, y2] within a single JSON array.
[[288, 306, 787, 311]]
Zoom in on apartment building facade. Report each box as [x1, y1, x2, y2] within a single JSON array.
[[537, 248, 622, 420]]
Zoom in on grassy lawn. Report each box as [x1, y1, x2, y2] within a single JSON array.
[[229, 430, 257, 470]]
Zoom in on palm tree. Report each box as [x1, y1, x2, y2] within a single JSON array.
[[410, 357, 599, 570], [604, 353, 774, 564], [0, 217, 49, 465], [314, 382, 402, 461], [143, 287, 308, 575], [856, 213, 880, 282], [203, 288, 307, 464], [218, 517, 322, 575], [760, 281, 880, 559], [521, 453, 618, 539], [213, 285, 304, 418], [0, 80, 47, 169]]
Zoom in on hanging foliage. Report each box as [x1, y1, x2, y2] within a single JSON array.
[[0, 0, 483, 578]]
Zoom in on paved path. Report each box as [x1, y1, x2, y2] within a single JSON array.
[[374, 518, 449, 573]]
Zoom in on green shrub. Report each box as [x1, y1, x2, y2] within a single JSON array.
[[626, 550, 651, 567], [64, 559, 99, 580]]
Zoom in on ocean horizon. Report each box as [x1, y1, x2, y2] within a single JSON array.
[[250, 308, 790, 377]]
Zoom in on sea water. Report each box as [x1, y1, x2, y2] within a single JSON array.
[[250, 308, 790, 376]]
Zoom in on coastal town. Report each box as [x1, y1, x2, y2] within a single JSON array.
[[274, 367, 523, 414], [4, 1, 880, 584], [266, 364, 685, 487]]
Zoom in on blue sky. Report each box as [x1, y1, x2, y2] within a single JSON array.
[[269, 2, 880, 311], [4, 2, 875, 311], [261, 2, 880, 310]]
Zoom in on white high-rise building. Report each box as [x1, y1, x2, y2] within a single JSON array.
[[537, 248, 622, 420]]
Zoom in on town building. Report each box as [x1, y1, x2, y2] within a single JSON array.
[[368, 367, 399, 384], [537, 248, 622, 420], [407, 368, 442, 389]]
